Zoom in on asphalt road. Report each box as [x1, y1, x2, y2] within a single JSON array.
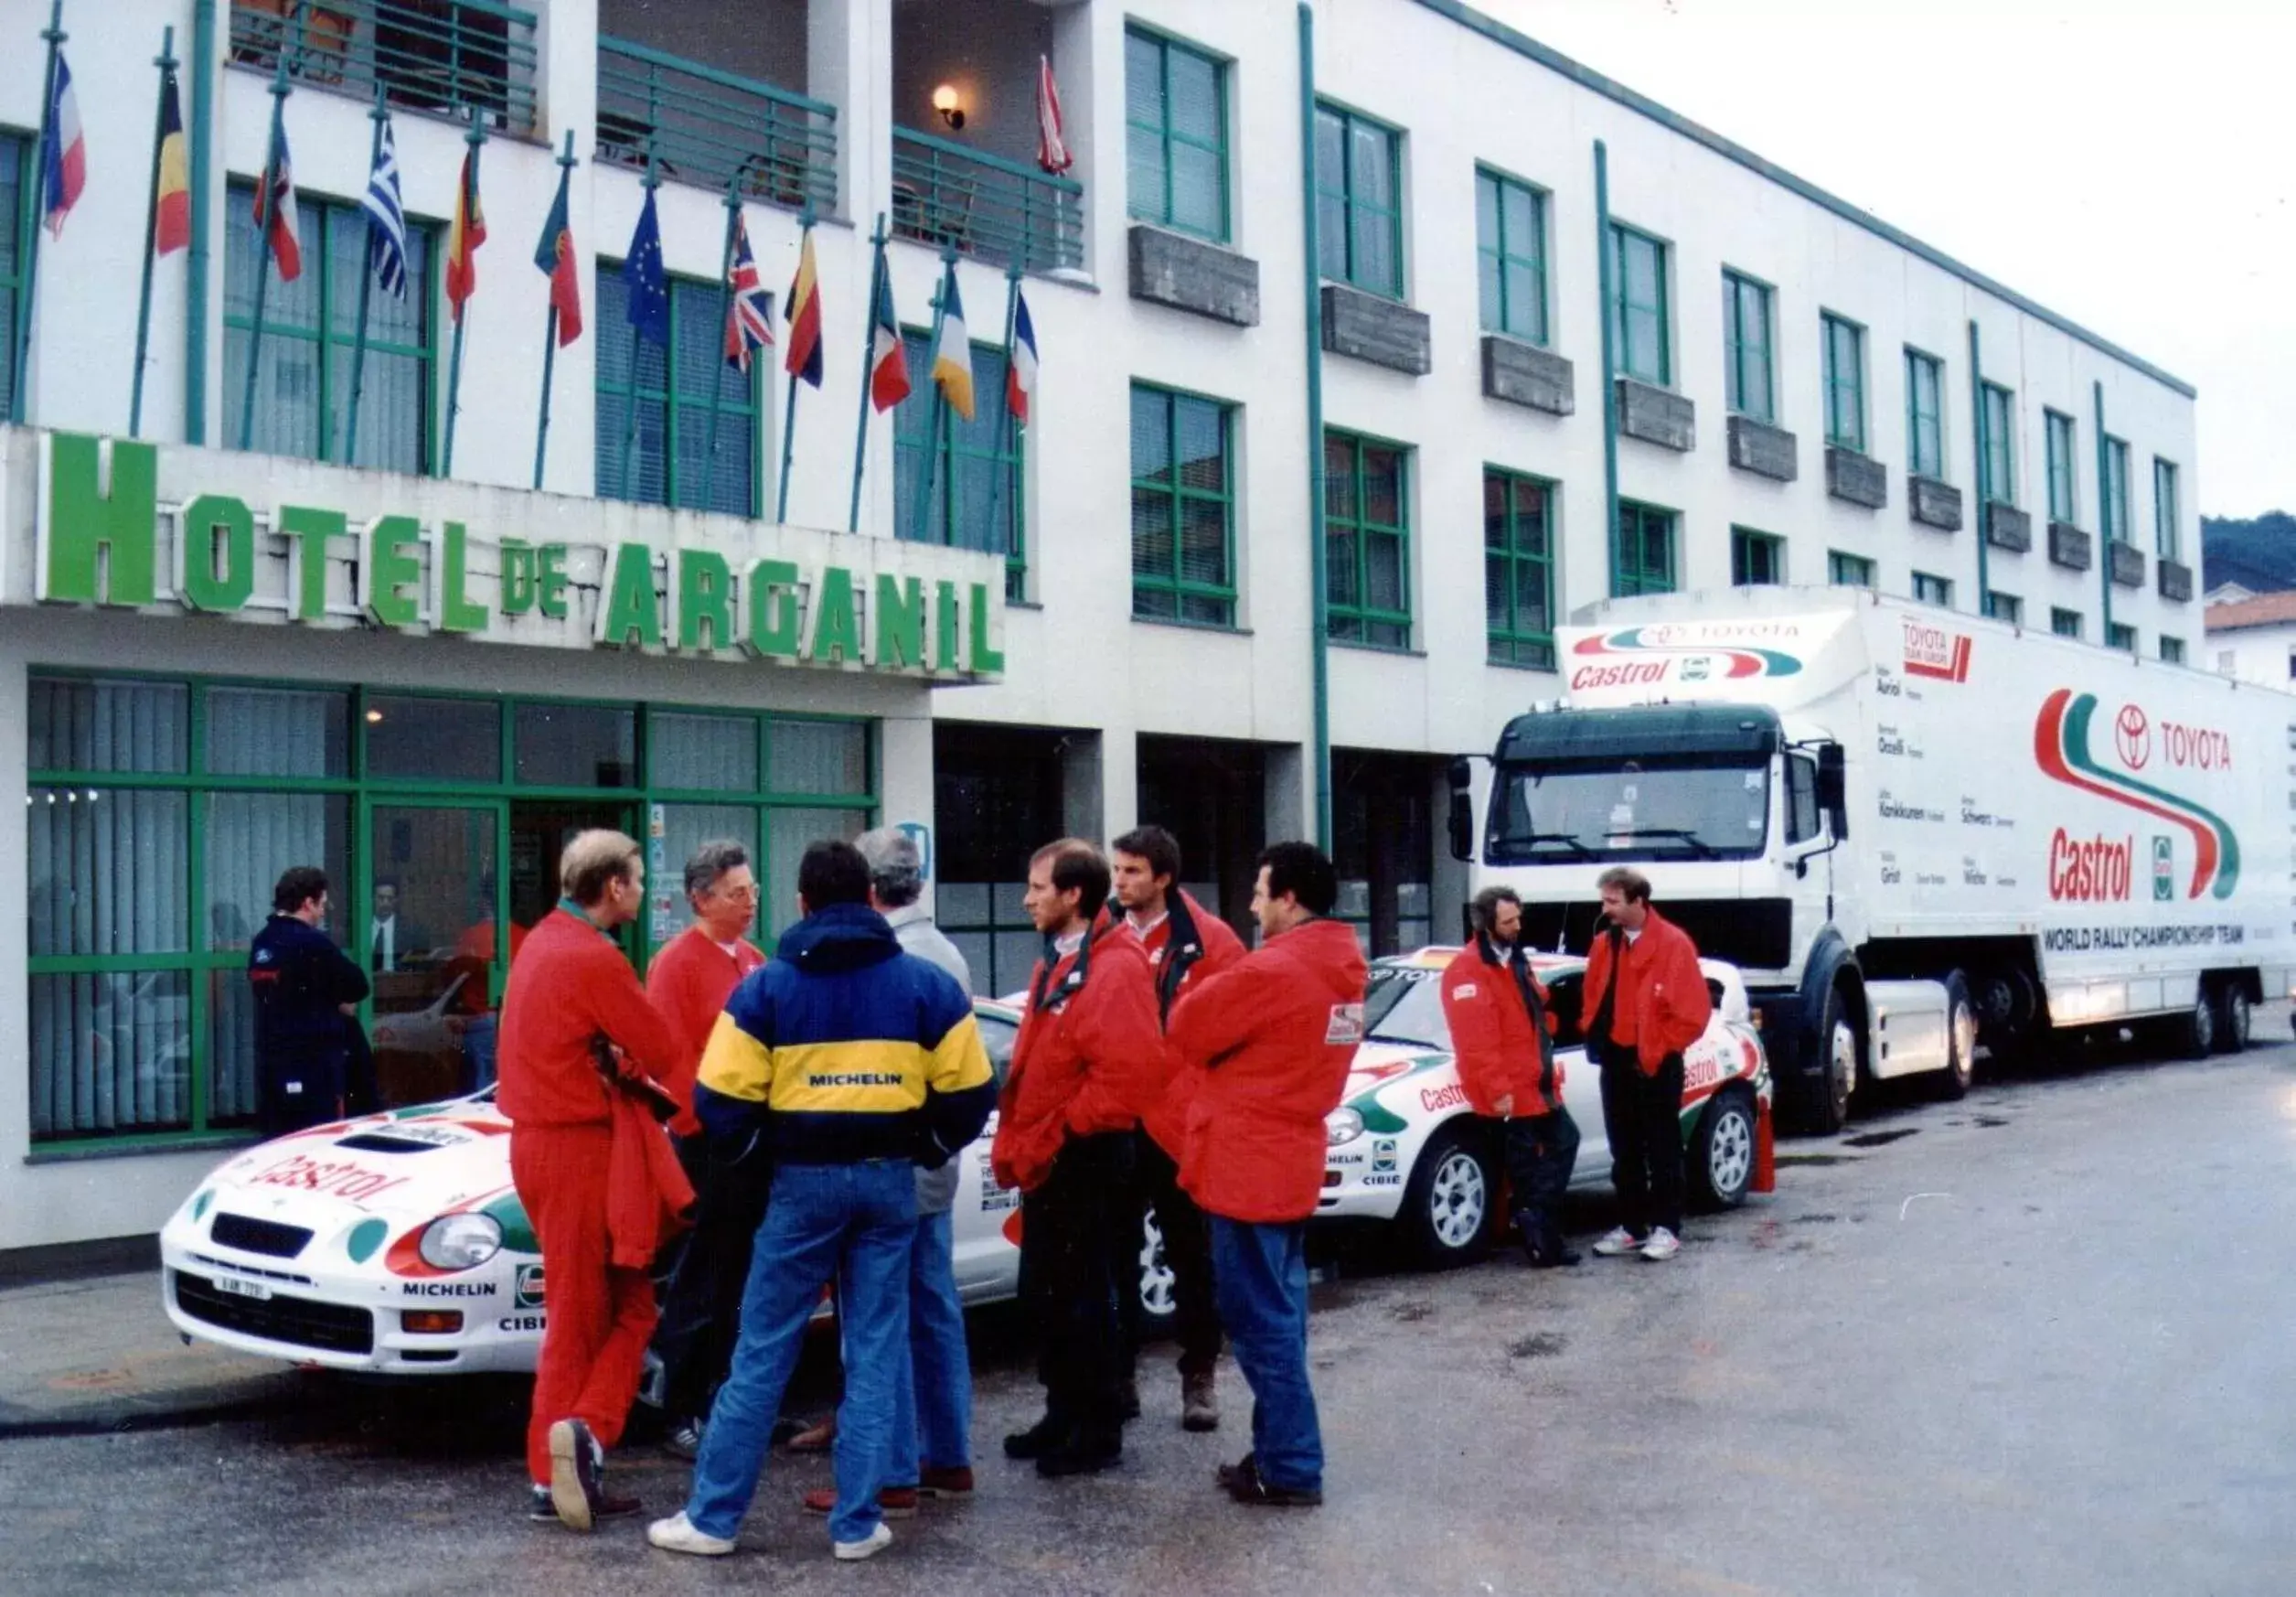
[[8, 1034, 2296, 1597]]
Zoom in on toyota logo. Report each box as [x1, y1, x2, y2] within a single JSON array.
[[2114, 703, 2151, 769]]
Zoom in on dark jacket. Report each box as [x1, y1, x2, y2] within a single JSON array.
[[249, 915, 369, 1106]]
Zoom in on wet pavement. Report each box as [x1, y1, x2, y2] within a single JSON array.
[[7, 1024, 2296, 1596]]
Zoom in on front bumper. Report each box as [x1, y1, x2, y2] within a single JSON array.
[[1315, 1139, 1411, 1221]]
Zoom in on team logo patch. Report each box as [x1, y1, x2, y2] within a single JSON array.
[[1324, 1003, 1365, 1045], [1451, 982, 1477, 1001]]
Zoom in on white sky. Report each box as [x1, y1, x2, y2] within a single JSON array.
[[1479, 0, 2296, 516]]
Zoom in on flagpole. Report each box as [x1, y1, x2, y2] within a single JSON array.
[[441, 103, 487, 478], [621, 143, 660, 504], [533, 129, 577, 492], [340, 84, 389, 466], [13, 0, 67, 425], [702, 173, 742, 511], [847, 212, 889, 532], [238, 48, 294, 453], [981, 261, 1022, 562], [774, 201, 817, 526], [130, 26, 178, 439], [909, 248, 956, 547]]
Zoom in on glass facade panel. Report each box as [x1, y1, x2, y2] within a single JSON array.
[[515, 703, 638, 788], [770, 720, 870, 796], [649, 711, 760, 792], [366, 694, 502, 782]]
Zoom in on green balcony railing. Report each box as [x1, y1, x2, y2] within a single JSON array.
[[597, 38, 837, 214], [892, 128, 1084, 276], [228, 0, 539, 135]]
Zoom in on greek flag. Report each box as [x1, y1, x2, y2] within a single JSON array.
[[360, 118, 408, 300]]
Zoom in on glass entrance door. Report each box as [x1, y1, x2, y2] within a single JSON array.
[[367, 802, 501, 1107]]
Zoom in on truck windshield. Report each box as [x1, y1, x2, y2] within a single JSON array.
[[1489, 759, 1769, 863]]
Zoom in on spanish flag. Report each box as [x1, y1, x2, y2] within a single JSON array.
[[783, 227, 822, 388], [154, 72, 189, 255], [444, 148, 486, 323], [929, 266, 975, 423]]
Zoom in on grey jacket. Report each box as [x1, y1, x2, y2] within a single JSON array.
[[888, 906, 974, 1214]]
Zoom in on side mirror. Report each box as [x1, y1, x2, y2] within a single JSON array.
[[1446, 758, 1476, 862], [1816, 742, 1849, 840]]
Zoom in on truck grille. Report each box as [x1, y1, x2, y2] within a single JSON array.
[[208, 1213, 315, 1259], [173, 1270, 375, 1355]]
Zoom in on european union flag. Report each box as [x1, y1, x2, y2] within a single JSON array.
[[622, 189, 669, 347]]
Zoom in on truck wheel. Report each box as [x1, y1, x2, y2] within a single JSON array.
[[1688, 1087, 1757, 1210], [2211, 983, 2252, 1055], [2173, 986, 2216, 1060], [1402, 1124, 1498, 1269], [1802, 985, 1857, 1135], [1931, 971, 1977, 1100]]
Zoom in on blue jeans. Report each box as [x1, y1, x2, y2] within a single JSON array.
[[1210, 1216, 1322, 1494], [888, 1206, 972, 1480], [685, 1161, 915, 1546]]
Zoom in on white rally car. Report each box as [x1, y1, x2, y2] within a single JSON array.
[[1319, 947, 1771, 1266], [162, 1002, 1077, 1375]]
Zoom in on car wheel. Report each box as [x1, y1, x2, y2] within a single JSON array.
[[2212, 982, 2252, 1055], [1931, 970, 1976, 1100], [1137, 1204, 1178, 1338], [2172, 985, 2216, 1060], [1795, 984, 1857, 1135], [1402, 1125, 1498, 1269], [1689, 1087, 1757, 1210]]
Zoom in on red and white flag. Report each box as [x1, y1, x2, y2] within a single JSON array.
[[251, 120, 303, 281], [1034, 55, 1072, 176]]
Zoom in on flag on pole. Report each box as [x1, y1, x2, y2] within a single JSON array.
[[1034, 55, 1072, 176], [784, 229, 823, 387], [1006, 288, 1038, 424], [623, 189, 669, 346], [444, 146, 486, 322], [930, 269, 975, 422], [153, 72, 188, 254], [40, 53, 86, 238], [532, 166, 582, 346], [360, 117, 407, 300], [723, 215, 773, 371], [251, 119, 303, 281], [869, 262, 909, 412]]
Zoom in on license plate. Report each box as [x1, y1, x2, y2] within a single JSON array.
[[210, 1274, 272, 1301]]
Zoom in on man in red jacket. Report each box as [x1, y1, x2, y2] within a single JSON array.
[[1442, 886, 1582, 1269], [1578, 866, 1712, 1263], [499, 830, 684, 1530], [1170, 842, 1367, 1508], [1111, 824, 1246, 1432], [990, 839, 1165, 1479]]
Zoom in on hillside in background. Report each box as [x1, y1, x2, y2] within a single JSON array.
[[2203, 513, 2296, 595]]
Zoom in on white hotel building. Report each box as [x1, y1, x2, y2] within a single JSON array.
[[0, 0, 2199, 1252]]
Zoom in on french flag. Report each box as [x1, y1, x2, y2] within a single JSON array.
[[41, 53, 85, 238], [1005, 288, 1038, 424]]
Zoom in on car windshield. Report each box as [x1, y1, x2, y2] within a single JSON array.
[[1489, 758, 1769, 863], [1362, 968, 1453, 1049]]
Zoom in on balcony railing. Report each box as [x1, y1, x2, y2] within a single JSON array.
[[228, 0, 539, 136], [892, 128, 1084, 275], [596, 38, 838, 215]]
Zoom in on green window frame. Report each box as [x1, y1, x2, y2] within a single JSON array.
[[1476, 167, 1548, 345], [1314, 102, 1404, 299], [1906, 348, 1944, 479], [1722, 272, 1774, 422], [24, 672, 876, 1154], [1125, 26, 1229, 243], [1130, 382, 1236, 627], [1981, 382, 2016, 505], [0, 132, 30, 423], [2153, 456, 2180, 560], [1983, 591, 2022, 625], [2103, 435, 2130, 543], [894, 329, 1025, 601], [2051, 607, 2084, 639], [594, 268, 764, 514], [1821, 313, 1865, 452], [1483, 466, 1555, 669], [1731, 526, 1783, 585], [1912, 571, 1952, 607], [2160, 636, 2185, 665], [1828, 550, 1875, 588], [225, 183, 438, 473], [1324, 429, 1412, 648], [1614, 500, 1676, 597], [1607, 223, 1669, 384], [2107, 621, 2136, 652], [2045, 410, 2077, 525]]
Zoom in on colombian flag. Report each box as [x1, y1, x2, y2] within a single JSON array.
[[930, 268, 975, 423], [444, 148, 486, 323], [154, 74, 189, 254], [784, 229, 823, 388]]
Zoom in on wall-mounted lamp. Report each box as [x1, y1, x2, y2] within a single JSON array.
[[932, 83, 966, 132]]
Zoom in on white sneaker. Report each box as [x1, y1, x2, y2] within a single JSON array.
[[834, 1521, 894, 1561], [1640, 1227, 1682, 1261], [1591, 1226, 1643, 1257], [648, 1512, 736, 1557]]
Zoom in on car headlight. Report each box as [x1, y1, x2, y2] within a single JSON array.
[[418, 1213, 502, 1270], [1326, 1108, 1364, 1148]]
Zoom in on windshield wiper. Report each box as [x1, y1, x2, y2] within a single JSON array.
[[1610, 828, 1717, 858], [1506, 831, 1596, 859]]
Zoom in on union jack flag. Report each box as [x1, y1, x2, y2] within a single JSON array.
[[724, 216, 774, 371]]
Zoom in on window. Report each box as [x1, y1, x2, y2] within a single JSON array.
[[0, 134, 27, 421], [1126, 27, 1228, 242], [1983, 591, 2023, 625], [894, 330, 1024, 600], [1732, 527, 1784, 585], [2215, 648, 2234, 674], [1828, 550, 1875, 588], [595, 270, 762, 514], [1905, 349, 1944, 478], [1314, 103, 1403, 298], [1614, 500, 1675, 596], [2154, 458, 2181, 559], [1723, 272, 1773, 422], [1324, 431, 1411, 647], [226, 186, 435, 472], [1785, 754, 1821, 845], [2103, 436, 2130, 543], [1981, 382, 2015, 504], [2050, 607, 2084, 639], [1821, 313, 1866, 452], [2107, 621, 2136, 652], [1476, 168, 1548, 345], [1130, 384, 1235, 627], [2160, 636, 2186, 665], [2045, 411, 2077, 524], [1912, 572, 1952, 607], [1607, 224, 1670, 384], [1484, 468, 1555, 668]]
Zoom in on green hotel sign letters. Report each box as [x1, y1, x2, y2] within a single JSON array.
[[33, 434, 1004, 677]]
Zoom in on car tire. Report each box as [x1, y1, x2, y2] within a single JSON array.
[[1688, 1087, 1757, 1211], [1930, 970, 1976, 1101], [1137, 1204, 1179, 1339], [2211, 982, 2251, 1055], [1401, 1124, 1499, 1269]]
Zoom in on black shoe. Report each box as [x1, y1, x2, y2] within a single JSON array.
[[1516, 1212, 1581, 1268], [1215, 1452, 1258, 1492], [1117, 1377, 1141, 1421], [1229, 1473, 1324, 1507], [1035, 1434, 1121, 1478], [1003, 1413, 1072, 1460], [529, 1484, 641, 1524], [547, 1418, 603, 1531]]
